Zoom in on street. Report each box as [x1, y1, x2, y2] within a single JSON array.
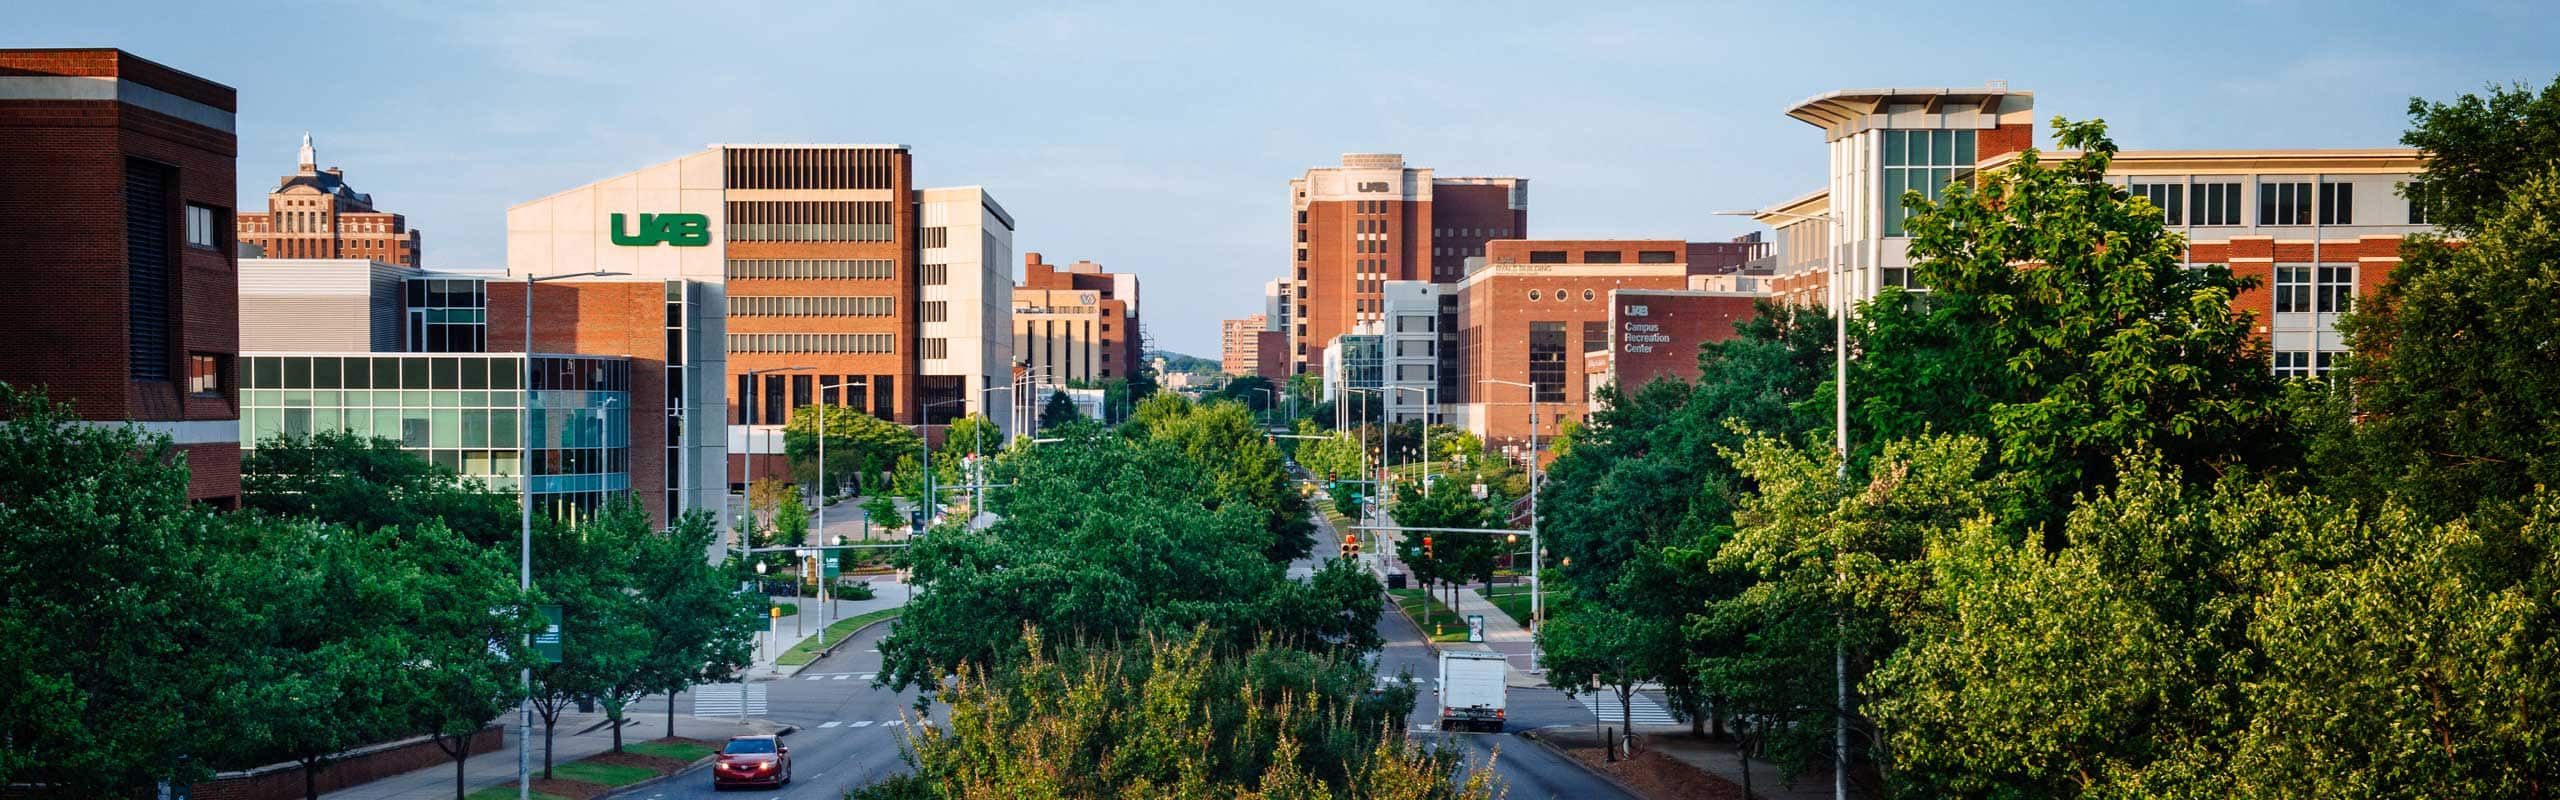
[[637, 622, 935, 800], [1370, 597, 1637, 800]]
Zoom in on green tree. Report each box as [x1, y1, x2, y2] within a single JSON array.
[[1390, 476, 1505, 629], [1865, 117, 2288, 531], [600, 510, 759, 751], [0, 386, 228, 792], [1293, 421, 1364, 484], [1539, 607, 1677, 749], [527, 501, 652, 779], [389, 519, 532, 800], [1039, 389, 1081, 431], [784, 404, 921, 499], [1125, 395, 1314, 562], [241, 429, 515, 547], [2396, 76, 2560, 237]]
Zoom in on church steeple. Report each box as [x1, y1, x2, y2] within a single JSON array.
[[296, 131, 315, 174]]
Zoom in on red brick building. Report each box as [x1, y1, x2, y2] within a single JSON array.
[[1453, 240, 1695, 447], [1015, 253, 1141, 382], [1581, 289, 1763, 394], [1220, 314, 1266, 376], [1287, 154, 1525, 376], [236, 133, 422, 265], [0, 48, 241, 503]]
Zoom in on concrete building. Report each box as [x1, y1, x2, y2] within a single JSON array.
[[1287, 153, 1525, 376], [238, 258, 412, 351], [0, 48, 241, 504], [1320, 324, 1382, 428], [1378, 280, 1445, 425], [1452, 241, 1697, 447], [1014, 253, 1142, 384], [1220, 314, 1267, 376], [914, 186, 1015, 430], [236, 134, 423, 265]]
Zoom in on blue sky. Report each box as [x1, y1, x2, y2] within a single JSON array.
[[19, 1, 2555, 354]]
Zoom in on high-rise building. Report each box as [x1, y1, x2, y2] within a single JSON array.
[[1014, 253, 1142, 384], [1287, 154, 1524, 376], [1378, 280, 1444, 425], [0, 48, 242, 504], [915, 186, 1016, 432], [236, 133, 423, 265], [1220, 314, 1267, 377], [1452, 241, 1699, 448]]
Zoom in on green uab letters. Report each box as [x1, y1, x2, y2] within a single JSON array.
[[609, 212, 710, 247]]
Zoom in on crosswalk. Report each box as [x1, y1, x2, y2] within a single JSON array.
[[812, 719, 933, 730], [801, 672, 879, 681], [1578, 692, 1679, 727]]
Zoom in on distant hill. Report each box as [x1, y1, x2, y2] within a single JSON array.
[[1148, 350, 1223, 376]]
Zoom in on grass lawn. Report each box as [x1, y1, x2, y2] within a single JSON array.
[[465, 789, 570, 800], [1482, 580, 1573, 629], [775, 607, 901, 666], [769, 602, 798, 617], [622, 739, 716, 762], [1388, 588, 1471, 643], [550, 760, 657, 786]]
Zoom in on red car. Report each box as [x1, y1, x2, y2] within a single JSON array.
[[711, 734, 791, 790]]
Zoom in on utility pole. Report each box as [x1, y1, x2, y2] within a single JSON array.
[[516, 269, 625, 800]]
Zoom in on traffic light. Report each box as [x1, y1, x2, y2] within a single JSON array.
[[1342, 534, 1360, 559], [1422, 536, 1433, 559]]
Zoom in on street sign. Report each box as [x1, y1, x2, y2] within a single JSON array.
[[824, 552, 843, 578], [1467, 614, 1486, 643], [534, 605, 563, 662]]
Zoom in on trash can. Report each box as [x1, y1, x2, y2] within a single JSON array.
[[1387, 572, 1408, 590]]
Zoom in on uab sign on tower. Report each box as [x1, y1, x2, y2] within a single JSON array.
[[610, 212, 710, 247]]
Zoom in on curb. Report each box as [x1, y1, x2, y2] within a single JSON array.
[[1383, 590, 1444, 658], [759, 614, 902, 681], [1516, 725, 1648, 800], [586, 724, 800, 800]]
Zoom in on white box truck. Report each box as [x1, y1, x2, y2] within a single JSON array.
[[1436, 650, 1508, 732]]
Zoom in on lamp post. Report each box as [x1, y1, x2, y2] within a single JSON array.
[[1479, 378, 1545, 671], [1717, 206, 1848, 800], [735, 366, 812, 551], [912, 398, 968, 535], [1344, 387, 1383, 512], [514, 268, 625, 800], [1249, 386, 1277, 428], [1388, 385, 1432, 486]]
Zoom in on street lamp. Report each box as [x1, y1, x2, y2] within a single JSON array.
[[1344, 387, 1384, 510], [515, 268, 625, 800], [1480, 377, 1544, 671], [911, 398, 969, 535], [1388, 385, 1432, 486], [736, 366, 813, 549], [1716, 206, 1848, 800]]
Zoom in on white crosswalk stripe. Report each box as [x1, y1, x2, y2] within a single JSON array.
[[849, 720, 875, 728], [818, 721, 842, 728], [1579, 692, 1680, 726], [804, 676, 825, 681], [833, 674, 852, 680]]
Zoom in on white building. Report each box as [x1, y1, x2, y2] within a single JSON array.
[[917, 186, 1015, 432], [1379, 280, 1442, 425]]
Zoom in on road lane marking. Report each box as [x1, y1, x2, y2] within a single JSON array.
[[859, 672, 877, 680], [804, 676, 824, 681], [833, 674, 852, 680], [818, 721, 842, 728], [849, 720, 874, 728]]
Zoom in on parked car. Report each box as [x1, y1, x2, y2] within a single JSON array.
[[712, 734, 791, 789]]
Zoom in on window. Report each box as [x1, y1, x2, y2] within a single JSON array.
[[1582, 320, 1607, 352], [2130, 182, 2184, 225], [725, 259, 895, 279], [1527, 322, 1567, 402], [2409, 197, 2430, 225], [1583, 250, 1622, 264], [1529, 251, 1567, 264], [125, 158, 172, 380], [726, 296, 896, 316], [185, 204, 221, 248], [1527, 289, 1541, 301], [2274, 266, 2312, 313], [919, 227, 949, 248], [2261, 181, 2312, 226], [1297, 211, 1307, 224], [1396, 364, 1433, 382], [2191, 182, 2243, 226], [188, 354, 221, 396], [1395, 315, 1433, 333], [2275, 351, 2312, 380], [922, 301, 947, 322], [1637, 250, 1677, 263], [2316, 266, 2355, 313], [922, 338, 948, 359], [1582, 289, 1595, 301], [1395, 339, 1435, 357], [2319, 181, 2354, 225], [921, 263, 949, 285], [1881, 128, 1979, 236]]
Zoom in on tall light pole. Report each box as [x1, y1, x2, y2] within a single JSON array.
[[1388, 385, 1432, 486], [912, 398, 968, 535], [1478, 378, 1545, 671], [736, 366, 813, 550], [1344, 387, 1382, 510], [1717, 206, 1848, 800], [1249, 386, 1277, 428], [516, 268, 626, 800]]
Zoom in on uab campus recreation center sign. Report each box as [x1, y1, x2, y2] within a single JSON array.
[[609, 212, 710, 247]]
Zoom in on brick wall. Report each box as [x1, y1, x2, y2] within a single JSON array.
[[185, 727, 504, 800], [486, 281, 671, 524]]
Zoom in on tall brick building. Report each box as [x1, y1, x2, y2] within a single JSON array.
[[1453, 241, 1699, 446], [1287, 154, 1525, 376], [1220, 314, 1266, 376], [236, 133, 423, 265], [1014, 253, 1142, 384], [0, 48, 241, 503]]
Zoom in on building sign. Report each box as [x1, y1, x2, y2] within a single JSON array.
[[1622, 321, 1670, 354], [609, 212, 710, 247], [1624, 304, 1650, 317], [1356, 181, 1390, 193]]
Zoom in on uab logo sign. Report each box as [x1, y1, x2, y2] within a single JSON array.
[[609, 213, 710, 247]]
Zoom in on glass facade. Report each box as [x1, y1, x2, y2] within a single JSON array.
[[239, 353, 633, 521], [406, 277, 488, 353]]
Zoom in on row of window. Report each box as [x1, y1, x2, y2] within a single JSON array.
[[726, 223, 896, 242], [244, 355, 627, 392], [725, 333, 897, 353], [726, 295, 896, 316], [2272, 265, 2356, 314], [725, 259, 896, 280], [1353, 200, 1393, 213], [1522, 288, 1602, 302], [1435, 227, 1512, 238]]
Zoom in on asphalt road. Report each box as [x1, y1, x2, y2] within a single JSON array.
[[1373, 604, 1637, 800], [634, 621, 935, 800]]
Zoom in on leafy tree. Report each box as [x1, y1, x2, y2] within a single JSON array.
[[600, 510, 758, 750], [1866, 117, 2289, 532], [860, 493, 901, 539], [784, 404, 921, 498], [387, 519, 532, 800], [1390, 475, 1506, 628], [1431, 426, 1484, 466], [1211, 374, 1278, 413], [1039, 389, 1081, 431], [1539, 607, 1676, 749], [854, 628, 1485, 800], [2396, 76, 2560, 237], [0, 385, 228, 792], [527, 501, 651, 778], [1294, 421, 1364, 484], [241, 429, 515, 547], [1125, 395, 1314, 561]]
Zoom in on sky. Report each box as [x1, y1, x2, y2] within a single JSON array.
[[18, 1, 2556, 355]]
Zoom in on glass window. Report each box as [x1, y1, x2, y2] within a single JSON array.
[[251, 357, 280, 389], [1528, 251, 1567, 264], [432, 358, 459, 390], [2131, 182, 2184, 225], [185, 204, 219, 248], [1528, 290, 1541, 301], [431, 410, 460, 447], [400, 411, 430, 447], [490, 359, 519, 390], [2274, 266, 2312, 313], [2319, 181, 2355, 225], [462, 410, 490, 447], [490, 409, 519, 448], [283, 357, 311, 389], [1582, 251, 1621, 264], [2316, 266, 2355, 313], [1527, 322, 1567, 403], [402, 358, 429, 390], [342, 357, 370, 389], [188, 354, 221, 396], [2262, 181, 2312, 226], [459, 358, 487, 390]]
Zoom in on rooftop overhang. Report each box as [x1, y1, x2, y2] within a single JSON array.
[[1786, 86, 2033, 140]]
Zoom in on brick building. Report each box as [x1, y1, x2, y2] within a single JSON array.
[[0, 48, 241, 503], [1014, 253, 1142, 384], [236, 133, 423, 265], [1581, 289, 1763, 394], [1220, 314, 1266, 376], [1453, 240, 1697, 447], [1286, 154, 1525, 376]]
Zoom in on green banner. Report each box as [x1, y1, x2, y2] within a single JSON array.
[[535, 605, 563, 662]]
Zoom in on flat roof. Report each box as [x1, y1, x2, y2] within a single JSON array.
[[1976, 147, 2424, 174], [1786, 85, 2028, 129]]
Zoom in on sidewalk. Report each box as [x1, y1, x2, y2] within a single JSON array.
[[1645, 733, 1844, 800], [321, 711, 789, 799], [741, 574, 911, 680]]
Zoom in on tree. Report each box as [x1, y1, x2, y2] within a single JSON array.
[[785, 404, 922, 499], [603, 510, 759, 751], [1390, 475, 1506, 629], [1865, 117, 2289, 532], [0, 385, 228, 792], [386, 520, 531, 800], [527, 502, 651, 779], [1539, 608, 1676, 752], [2396, 76, 2560, 238], [241, 429, 515, 547], [1125, 395, 1314, 562], [1294, 421, 1364, 484], [1039, 389, 1081, 431]]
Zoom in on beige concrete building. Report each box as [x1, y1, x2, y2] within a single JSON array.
[[236, 258, 415, 351]]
